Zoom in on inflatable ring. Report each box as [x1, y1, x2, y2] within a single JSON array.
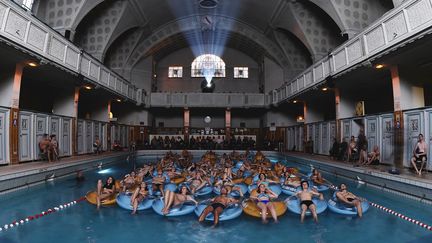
[[152, 198, 196, 217], [242, 200, 287, 218], [280, 184, 299, 196], [327, 192, 370, 215], [194, 203, 242, 221], [244, 177, 253, 185], [232, 178, 244, 184], [116, 192, 153, 211], [327, 199, 370, 215], [170, 177, 186, 184], [85, 191, 117, 206], [286, 197, 328, 215]]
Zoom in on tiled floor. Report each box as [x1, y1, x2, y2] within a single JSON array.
[[284, 152, 432, 186], [0, 152, 128, 177]]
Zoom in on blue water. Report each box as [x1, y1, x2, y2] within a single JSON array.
[[0, 155, 431, 243]]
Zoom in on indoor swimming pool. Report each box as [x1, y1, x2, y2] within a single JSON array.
[[0, 154, 431, 243]]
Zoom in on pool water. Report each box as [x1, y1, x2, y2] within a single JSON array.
[[0, 155, 431, 243]]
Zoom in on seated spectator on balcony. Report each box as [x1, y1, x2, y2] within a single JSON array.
[[363, 145, 380, 166], [329, 138, 339, 160], [150, 136, 158, 149], [48, 134, 59, 162], [215, 136, 223, 149]]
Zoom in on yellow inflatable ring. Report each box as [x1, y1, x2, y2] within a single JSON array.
[[232, 178, 244, 184], [85, 191, 117, 206], [244, 177, 253, 185], [242, 200, 287, 218], [171, 177, 186, 184]]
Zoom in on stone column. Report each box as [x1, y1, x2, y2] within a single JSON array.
[[225, 108, 231, 141]]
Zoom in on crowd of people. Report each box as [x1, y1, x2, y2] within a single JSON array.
[[94, 150, 365, 226], [147, 135, 257, 150]]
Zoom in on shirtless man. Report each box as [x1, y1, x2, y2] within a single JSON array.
[[336, 183, 363, 217], [130, 181, 149, 215], [96, 176, 117, 209], [283, 172, 301, 188], [295, 181, 323, 223], [152, 170, 166, 197], [410, 133, 427, 175], [198, 187, 238, 226], [162, 185, 197, 215]]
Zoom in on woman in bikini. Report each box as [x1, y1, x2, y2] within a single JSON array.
[[162, 185, 197, 215], [130, 181, 149, 215], [250, 183, 278, 223]]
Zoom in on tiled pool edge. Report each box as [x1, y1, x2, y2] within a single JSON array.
[[0, 153, 129, 195], [280, 152, 432, 205]]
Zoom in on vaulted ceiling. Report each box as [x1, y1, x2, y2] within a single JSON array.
[[34, 0, 394, 81]]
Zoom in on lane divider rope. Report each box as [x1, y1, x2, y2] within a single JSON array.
[[328, 183, 432, 231], [369, 202, 432, 231], [0, 197, 86, 232]]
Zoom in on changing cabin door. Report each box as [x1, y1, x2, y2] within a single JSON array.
[[381, 115, 394, 165], [19, 113, 32, 161], [0, 111, 6, 164], [62, 119, 71, 156]]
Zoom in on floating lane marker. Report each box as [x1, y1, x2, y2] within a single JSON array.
[[0, 197, 86, 232], [370, 202, 432, 231]]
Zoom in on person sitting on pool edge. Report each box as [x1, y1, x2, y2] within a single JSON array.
[[130, 181, 149, 215], [336, 183, 363, 217], [296, 180, 324, 223], [96, 176, 117, 209], [162, 185, 197, 215], [410, 133, 427, 175], [250, 182, 279, 223], [198, 187, 238, 227]]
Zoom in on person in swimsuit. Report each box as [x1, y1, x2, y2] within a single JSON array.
[[120, 171, 137, 192], [96, 176, 117, 209], [152, 170, 166, 197], [310, 169, 327, 186], [187, 172, 208, 194], [198, 187, 238, 227], [283, 172, 301, 188], [335, 183, 363, 217], [130, 182, 149, 215], [296, 181, 324, 223], [162, 185, 197, 215], [410, 133, 428, 175], [250, 183, 279, 223]]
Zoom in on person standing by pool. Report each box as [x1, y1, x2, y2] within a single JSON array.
[[296, 181, 324, 223], [336, 183, 363, 217], [96, 176, 117, 209], [250, 182, 279, 223], [198, 187, 238, 227]]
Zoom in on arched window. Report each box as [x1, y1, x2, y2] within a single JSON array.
[[191, 54, 225, 78]]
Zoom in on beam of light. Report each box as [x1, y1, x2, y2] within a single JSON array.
[[97, 168, 113, 175], [166, 0, 241, 59]]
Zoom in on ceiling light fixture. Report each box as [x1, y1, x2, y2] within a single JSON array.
[[322, 87, 328, 91], [199, 0, 218, 9], [84, 85, 92, 90], [116, 98, 121, 102], [293, 100, 298, 103], [375, 64, 384, 69], [28, 62, 38, 67]]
